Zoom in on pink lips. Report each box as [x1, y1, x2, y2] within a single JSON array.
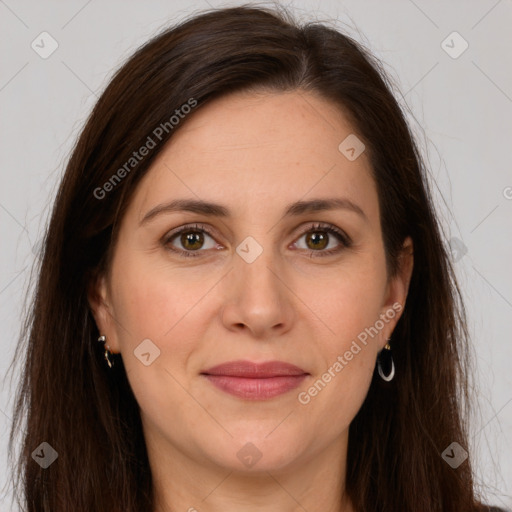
[[201, 360, 309, 400]]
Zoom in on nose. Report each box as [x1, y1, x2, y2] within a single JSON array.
[[220, 247, 295, 340]]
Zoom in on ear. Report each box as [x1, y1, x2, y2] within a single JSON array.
[[87, 271, 121, 353], [379, 236, 414, 346]]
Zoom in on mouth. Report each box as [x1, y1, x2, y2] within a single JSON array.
[[200, 360, 309, 400]]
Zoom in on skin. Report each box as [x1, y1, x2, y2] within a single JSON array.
[[89, 89, 413, 512]]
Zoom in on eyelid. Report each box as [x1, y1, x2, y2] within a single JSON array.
[[162, 221, 352, 258]]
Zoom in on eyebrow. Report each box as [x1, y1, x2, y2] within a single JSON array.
[[139, 197, 367, 226]]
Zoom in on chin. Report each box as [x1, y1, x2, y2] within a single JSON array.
[[204, 434, 305, 473]]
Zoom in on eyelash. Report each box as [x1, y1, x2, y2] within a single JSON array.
[[162, 222, 352, 259]]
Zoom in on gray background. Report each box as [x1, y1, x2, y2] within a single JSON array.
[[1, 0, 511, 509]]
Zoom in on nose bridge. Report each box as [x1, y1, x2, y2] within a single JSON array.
[[235, 233, 283, 300], [221, 233, 293, 336]]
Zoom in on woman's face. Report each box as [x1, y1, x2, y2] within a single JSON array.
[[90, 90, 412, 475]]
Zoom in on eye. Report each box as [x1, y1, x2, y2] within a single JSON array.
[[292, 222, 352, 258], [163, 223, 219, 258], [162, 222, 351, 258]]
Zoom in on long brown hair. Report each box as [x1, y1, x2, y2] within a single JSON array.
[[6, 4, 491, 511]]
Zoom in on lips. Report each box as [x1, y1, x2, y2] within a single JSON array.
[[202, 360, 308, 378], [201, 360, 309, 400]]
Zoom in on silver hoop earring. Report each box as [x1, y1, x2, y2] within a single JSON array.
[[97, 335, 114, 369], [377, 341, 395, 382]]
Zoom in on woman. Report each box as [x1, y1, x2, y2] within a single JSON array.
[[7, 4, 508, 512]]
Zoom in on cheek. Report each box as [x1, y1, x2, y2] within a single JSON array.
[[313, 257, 388, 343], [109, 262, 206, 433], [299, 301, 380, 437], [109, 252, 222, 384], [110, 253, 204, 344], [298, 256, 386, 417], [321, 292, 381, 400]]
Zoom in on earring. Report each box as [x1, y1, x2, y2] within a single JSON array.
[[97, 335, 114, 369], [377, 340, 395, 382]]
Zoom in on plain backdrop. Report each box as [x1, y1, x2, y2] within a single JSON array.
[[1, 0, 511, 510]]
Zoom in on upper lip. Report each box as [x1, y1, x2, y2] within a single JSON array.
[[201, 360, 308, 378]]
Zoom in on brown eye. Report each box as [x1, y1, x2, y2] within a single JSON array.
[[305, 231, 329, 251], [180, 231, 205, 251], [163, 222, 350, 259], [163, 224, 218, 257], [294, 223, 350, 257]]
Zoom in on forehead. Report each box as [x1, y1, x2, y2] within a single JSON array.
[[131, 90, 379, 224]]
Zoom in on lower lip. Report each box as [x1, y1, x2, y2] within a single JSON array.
[[203, 374, 308, 400]]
